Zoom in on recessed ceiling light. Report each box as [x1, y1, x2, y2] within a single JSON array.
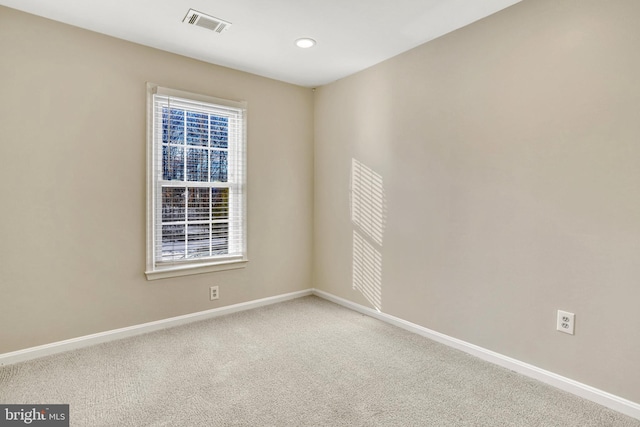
[[295, 38, 316, 49]]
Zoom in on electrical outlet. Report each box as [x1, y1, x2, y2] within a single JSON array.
[[210, 286, 219, 301], [557, 310, 575, 335]]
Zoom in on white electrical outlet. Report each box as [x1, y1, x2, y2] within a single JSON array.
[[210, 286, 219, 301], [557, 310, 575, 335]]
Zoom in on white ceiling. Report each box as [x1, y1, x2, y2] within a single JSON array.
[[0, 0, 522, 87]]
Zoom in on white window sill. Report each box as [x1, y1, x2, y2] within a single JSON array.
[[145, 259, 248, 281]]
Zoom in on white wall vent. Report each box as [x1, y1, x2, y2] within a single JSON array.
[[183, 9, 231, 33]]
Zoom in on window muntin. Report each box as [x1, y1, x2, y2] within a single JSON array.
[[146, 85, 246, 279]]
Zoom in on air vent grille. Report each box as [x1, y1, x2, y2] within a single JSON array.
[[183, 9, 231, 33]]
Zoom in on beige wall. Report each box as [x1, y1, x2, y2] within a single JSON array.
[[314, 0, 640, 403], [0, 7, 313, 353]]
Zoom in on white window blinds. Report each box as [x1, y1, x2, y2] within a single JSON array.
[[146, 85, 247, 279]]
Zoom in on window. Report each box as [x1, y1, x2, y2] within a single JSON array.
[[146, 84, 247, 280]]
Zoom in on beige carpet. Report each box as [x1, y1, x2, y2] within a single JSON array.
[[0, 296, 638, 426]]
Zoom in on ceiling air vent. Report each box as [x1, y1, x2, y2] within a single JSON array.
[[183, 9, 231, 33]]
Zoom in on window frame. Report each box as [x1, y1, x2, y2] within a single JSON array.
[[145, 83, 247, 280]]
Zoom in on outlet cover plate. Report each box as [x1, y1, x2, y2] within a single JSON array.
[[557, 310, 575, 335]]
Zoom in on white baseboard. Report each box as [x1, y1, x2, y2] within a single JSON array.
[[2, 287, 638, 420], [0, 289, 312, 367], [311, 288, 640, 421]]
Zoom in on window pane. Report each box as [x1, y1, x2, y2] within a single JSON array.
[[150, 87, 245, 273], [211, 223, 229, 255], [188, 187, 210, 221], [163, 146, 184, 181], [210, 150, 228, 182], [162, 108, 185, 144], [210, 116, 228, 148], [187, 148, 208, 182], [187, 112, 208, 147], [162, 224, 185, 259], [211, 188, 229, 220], [162, 187, 185, 221], [187, 224, 210, 258]]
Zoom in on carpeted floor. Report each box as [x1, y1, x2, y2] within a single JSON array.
[[0, 296, 638, 426]]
